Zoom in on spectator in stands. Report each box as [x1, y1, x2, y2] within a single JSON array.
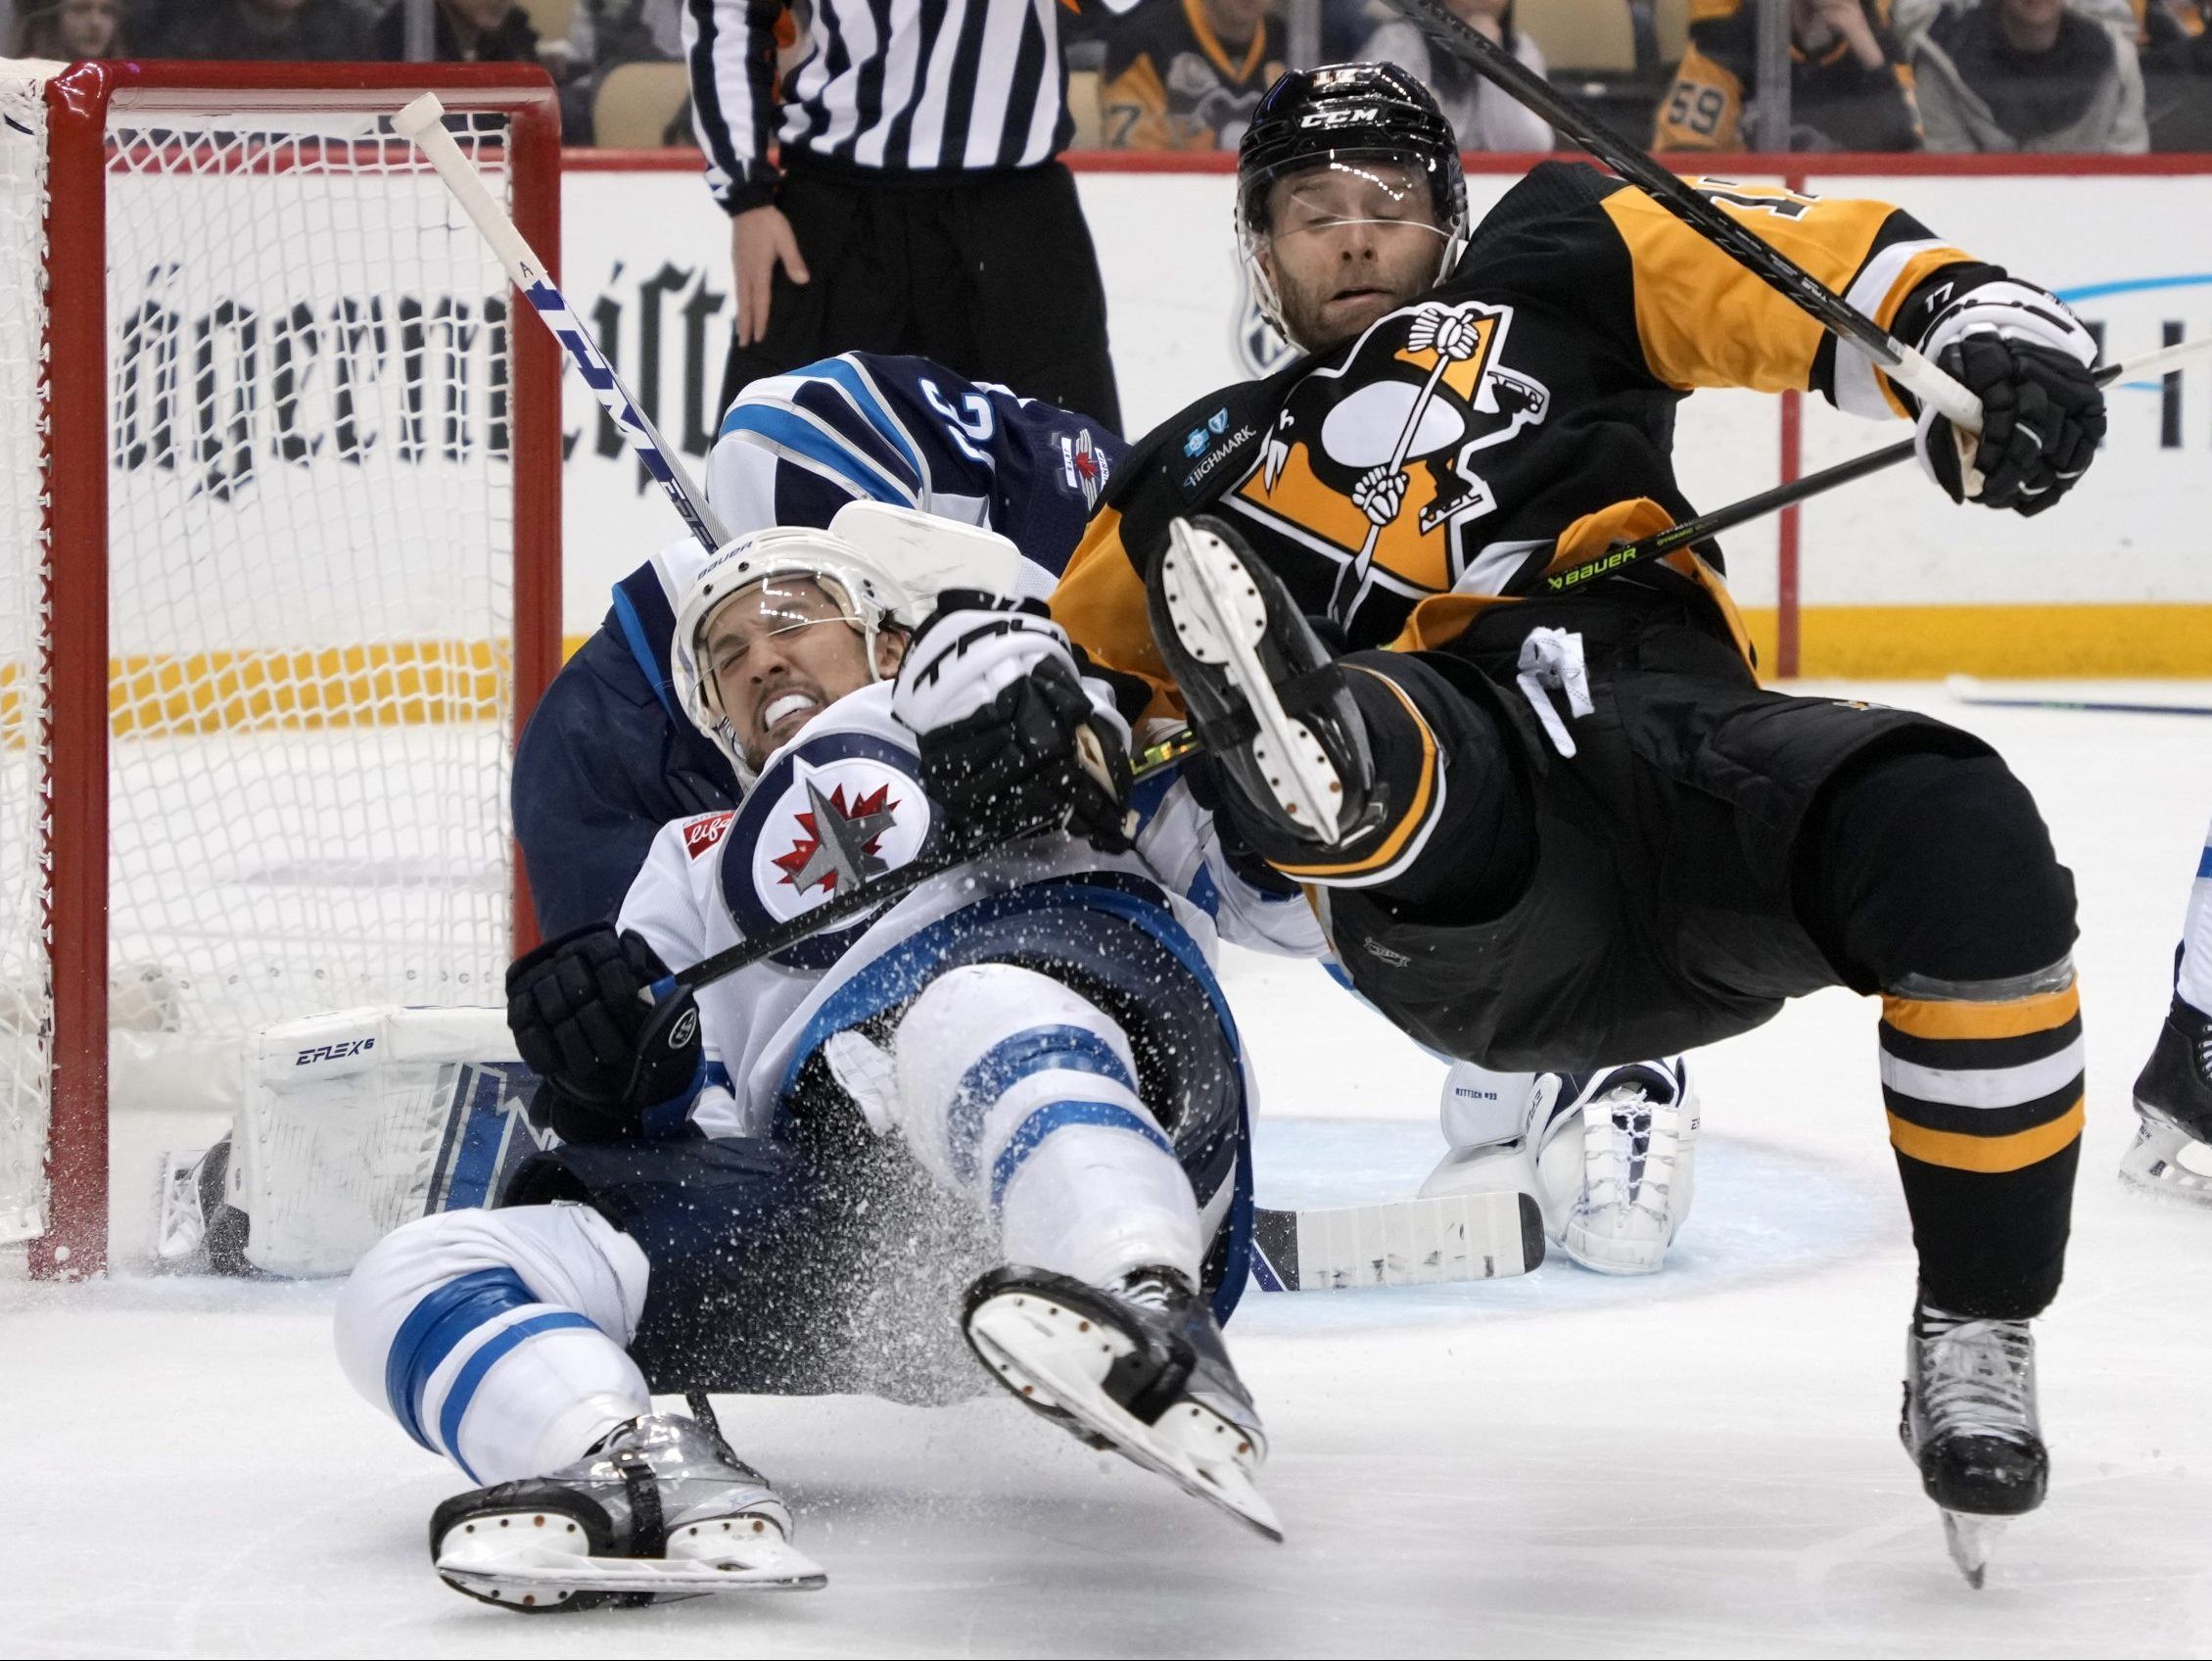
[[2132, 0, 2210, 146], [11, 0, 125, 55], [1099, 0, 1286, 149], [1655, 0, 1921, 149], [1354, 0, 1554, 151], [1910, 0, 2148, 150], [150, 0, 373, 59], [374, 0, 538, 59], [541, 0, 685, 143]]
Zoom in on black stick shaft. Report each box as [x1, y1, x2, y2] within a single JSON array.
[[1386, 0, 1974, 426]]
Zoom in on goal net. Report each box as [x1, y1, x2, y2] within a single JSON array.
[[0, 63, 562, 1276]]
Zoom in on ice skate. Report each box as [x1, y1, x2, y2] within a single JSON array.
[[1899, 1296, 2047, 1589], [2119, 996, 2212, 1205], [1146, 514, 1380, 849], [964, 1262, 1281, 1541], [429, 1412, 824, 1610]]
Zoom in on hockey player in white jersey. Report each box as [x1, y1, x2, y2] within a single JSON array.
[[334, 505, 1311, 1609], [2123, 811, 2212, 1201]]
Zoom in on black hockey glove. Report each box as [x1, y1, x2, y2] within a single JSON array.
[[1911, 281, 2105, 517], [892, 591, 1138, 855], [505, 924, 703, 1143]]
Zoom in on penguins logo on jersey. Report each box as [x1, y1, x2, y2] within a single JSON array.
[[1237, 300, 1549, 602], [724, 731, 935, 971]]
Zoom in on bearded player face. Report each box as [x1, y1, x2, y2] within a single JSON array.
[[701, 575, 909, 770], [1254, 161, 1452, 354]]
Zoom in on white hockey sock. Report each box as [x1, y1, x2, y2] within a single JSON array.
[[992, 1076, 1203, 1289], [2179, 815, 2212, 1018], [335, 1205, 653, 1486]]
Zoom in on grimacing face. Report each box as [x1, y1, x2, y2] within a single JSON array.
[[1255, 161, 1450, 353], [701, 575, 907, 770]]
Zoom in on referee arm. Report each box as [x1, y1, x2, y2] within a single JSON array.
[[683, 0, 810, 348]]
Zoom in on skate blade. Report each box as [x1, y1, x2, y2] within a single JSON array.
[[1159, 519, 1345, 843], [966, 1293, 1284, 1542], [2117, 1116, 2212, 1207], [1940, 1509, 2006, 1590], [437, 1521, 826, 1606]]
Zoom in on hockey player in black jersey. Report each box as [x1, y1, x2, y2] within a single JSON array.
[[894, 64, 2104, 1584]]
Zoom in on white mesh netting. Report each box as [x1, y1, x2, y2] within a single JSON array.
[[1, 69, 55, 1244], [2, 79, 529, 1247]]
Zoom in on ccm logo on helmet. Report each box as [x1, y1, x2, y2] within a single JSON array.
[[668, 1010, 699, 1049]]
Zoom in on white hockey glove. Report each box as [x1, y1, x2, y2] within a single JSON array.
[[1351, 464, 1407, 527], [1911, 279, 2105, 517], [1405, 304, 1483, 362], [892, 592, 1137, 853]]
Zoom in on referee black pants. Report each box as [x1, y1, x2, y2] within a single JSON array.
[[720, 159, 1122, 433]]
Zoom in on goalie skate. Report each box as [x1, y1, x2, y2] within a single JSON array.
[[1147, 515, 1377, 848], [964, 1264, 1282, 1541], [429, 1413, 824, 1610], [2118, 996, 2212, 1206], [1899, 1297, 2047, 1589]]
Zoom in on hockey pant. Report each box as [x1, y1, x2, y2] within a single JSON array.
[[1238, 593, 2080, 1321]]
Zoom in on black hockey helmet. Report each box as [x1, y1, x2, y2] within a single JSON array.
[[1237, 63, 1467, 241]]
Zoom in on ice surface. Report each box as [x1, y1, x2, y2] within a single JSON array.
[[6, 681, 2212, 1658]]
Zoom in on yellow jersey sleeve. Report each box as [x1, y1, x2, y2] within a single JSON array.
[[1050, 505, 1187, 722], [1600, 178, 1974, 416]]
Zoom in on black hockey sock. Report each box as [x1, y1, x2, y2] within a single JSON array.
[[1250, 652, 1536, 925], [1800, 746, 2082, 1320]]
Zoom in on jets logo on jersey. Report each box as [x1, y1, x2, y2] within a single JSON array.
[[1059, 428, 1109, 510], [724, 732, 935, 971], [1234, 300, 1550, 614]]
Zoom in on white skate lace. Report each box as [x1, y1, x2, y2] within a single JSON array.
[[1916, 1306, 2038, 1444]]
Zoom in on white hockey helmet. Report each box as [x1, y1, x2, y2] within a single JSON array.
[[672, 501, 1025, 780]]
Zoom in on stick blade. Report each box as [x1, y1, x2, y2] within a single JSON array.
[[1252, 1191, 1543, 1291]]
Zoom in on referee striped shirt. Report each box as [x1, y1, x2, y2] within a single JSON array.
[[682, 0, 1137, 213]]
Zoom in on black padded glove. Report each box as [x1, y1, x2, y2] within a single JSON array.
[[893, 592, 1137, 854], [1911, 281, 2106, 517], [505, 924, 702, 1142]]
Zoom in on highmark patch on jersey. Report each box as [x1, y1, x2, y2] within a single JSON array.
[[722, 730, 936, 971], [1234, 299, 1550, 615]]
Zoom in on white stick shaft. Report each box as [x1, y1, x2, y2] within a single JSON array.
[[395, 92, 727, 552], [1885, 340, 1984, 430], [2116, 334, 2212, 382]]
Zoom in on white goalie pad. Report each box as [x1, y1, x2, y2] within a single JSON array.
[[229, 1005, 544, 1278]]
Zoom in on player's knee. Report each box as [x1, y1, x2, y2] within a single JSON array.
[[333, 1205, 647, 1422], [891, 963, 1162, 1193], [1802, 745, 2076, 990]]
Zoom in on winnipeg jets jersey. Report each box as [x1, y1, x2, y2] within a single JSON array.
[[614, 684, 1323, 1139], [514, 353, 1126, 935]]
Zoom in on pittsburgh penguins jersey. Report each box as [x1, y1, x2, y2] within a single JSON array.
[[613, 682, 1323, 1138], [1052, 161, 2004, 711]]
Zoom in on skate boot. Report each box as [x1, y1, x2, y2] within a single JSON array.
[[1899, 1295, 2047, 1589], [429, 1411, 824, 1610], [2119, 995, 2212, 1204], [964, 1262, 1281, 1540], [1147, 514, 1381, 850]]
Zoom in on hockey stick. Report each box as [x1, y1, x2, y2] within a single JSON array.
[[1538, 335, 2212, 595], [396, 92, 727, 553], [1946, 676, 2212, 719], [1385, 0, 1982, 435]]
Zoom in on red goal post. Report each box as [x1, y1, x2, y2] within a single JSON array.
[[1, 63, 563, 1279]]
